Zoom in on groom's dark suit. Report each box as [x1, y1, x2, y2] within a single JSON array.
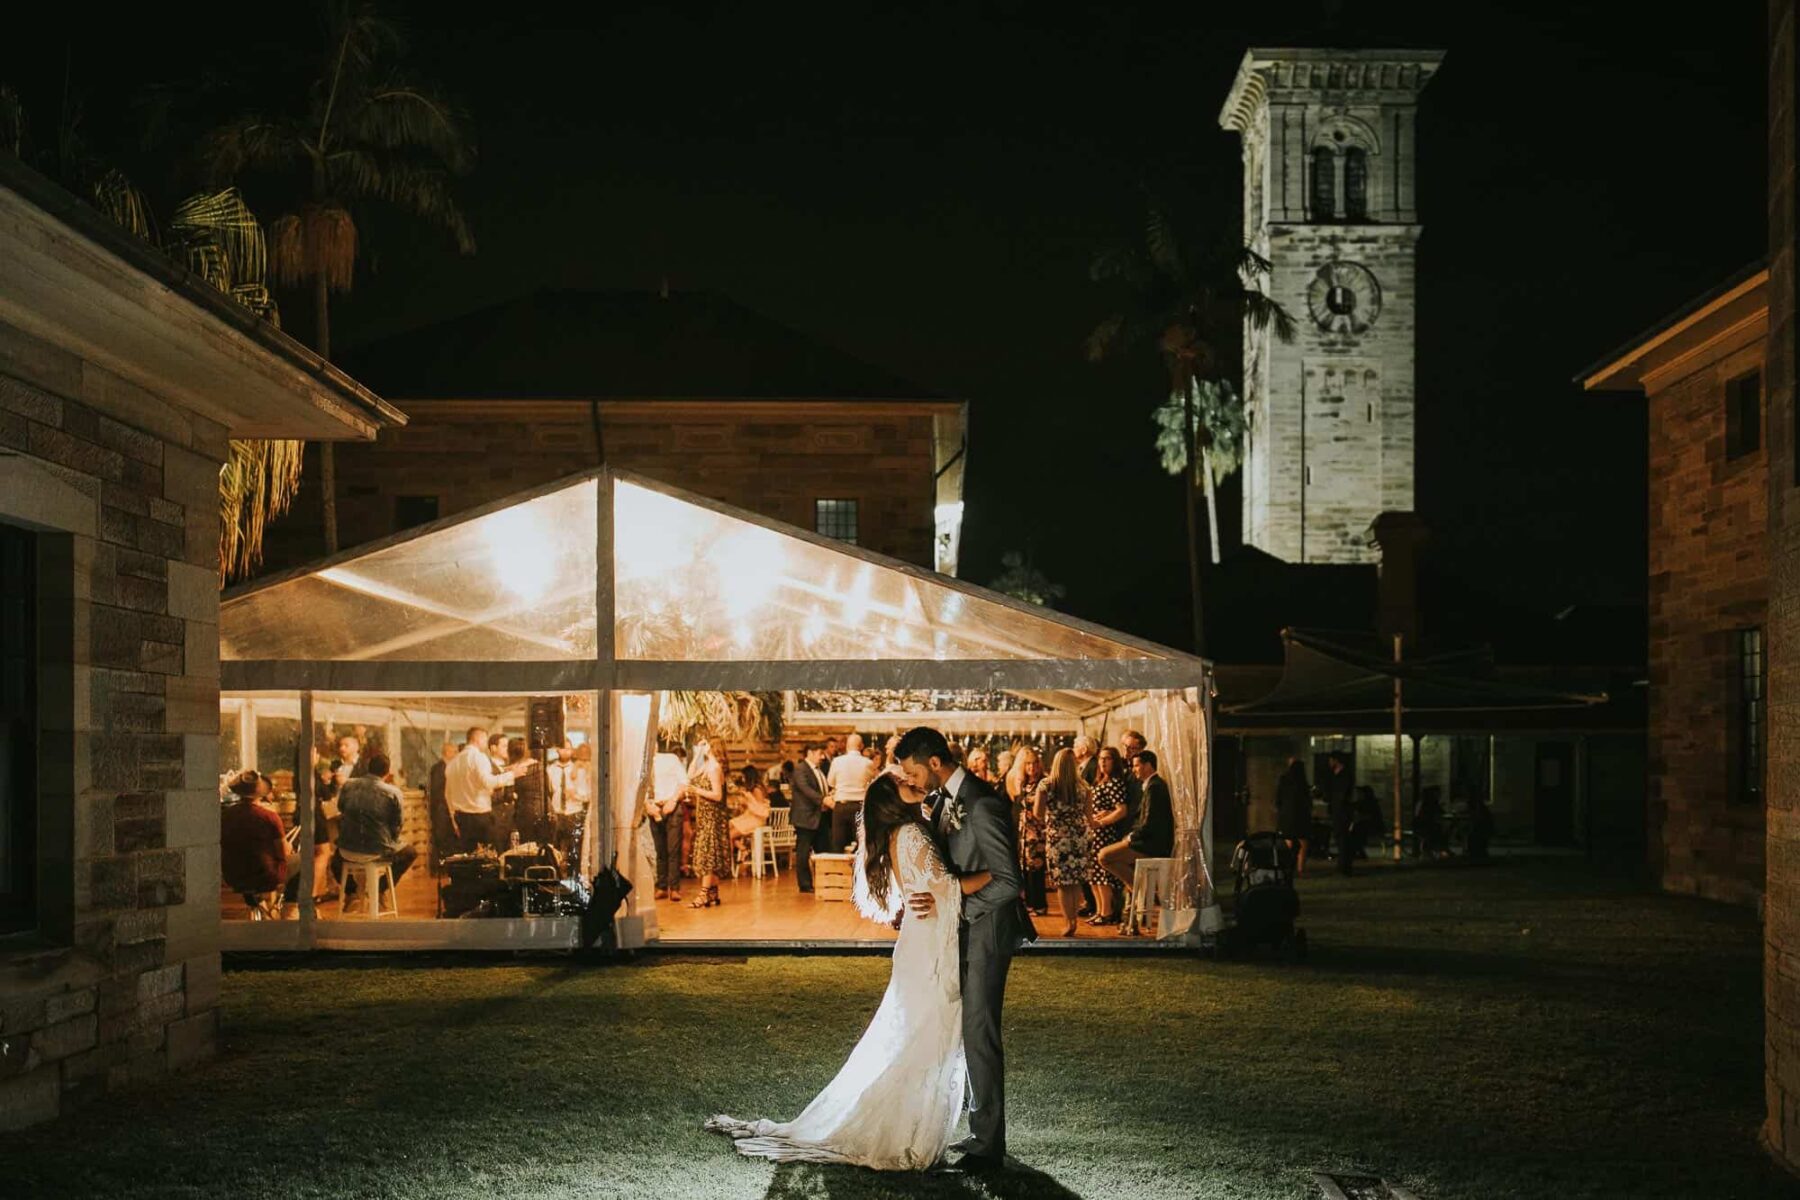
[[929, 767, 1029, 1160]]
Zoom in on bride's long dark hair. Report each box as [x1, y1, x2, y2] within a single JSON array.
[[857, 773, 927, 913]]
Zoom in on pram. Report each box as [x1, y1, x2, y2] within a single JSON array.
[[1223, 831, 1305, 960]]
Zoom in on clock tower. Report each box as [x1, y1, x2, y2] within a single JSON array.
[[1220, 48, 1443, 564]]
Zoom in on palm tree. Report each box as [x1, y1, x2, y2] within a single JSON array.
[[196, 0, 476, 553], [1152, 378, 1245, 566], [1087, 202, 1295, 656], [989, 550, 1067, 610]]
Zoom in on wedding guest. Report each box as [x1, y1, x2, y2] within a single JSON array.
[[221, 770, 296, 915], [509, 740, 550, 845], [1099, 751, 1174, 919], [789, 742, 829, 893], [778, 759, 796, 802], [994, 748, 1015, 788], [1118, 729, 1148, 828], [824, 736, 843, 765], [686, 739, 731, 908], [882, 734, 906, 780], [1277, 754, 1313, 876], [332, 734, 363, 785], [552, 743, 592, 859], [447, 727, 528, 852], [729, 764, 773, 868], [1086, 746, 1131, 926], [965, 746, 993, 785], [1005, 746, 1047, 914], [310, 759, 341, 902], [427, 742, 457, 865], [336, 753, 417, 903], [1351, 785, 1385, 859], [1036, 748, 1093, 937], [826, 733, 876, 853], [1414, 784, 1449, 860], [1073, 735, 1099, 787], [648, 747, 688, 901], [1325, 753, 1356, 875]]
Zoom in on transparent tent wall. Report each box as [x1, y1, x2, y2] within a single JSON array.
[[1144, 686, 1211, 938]]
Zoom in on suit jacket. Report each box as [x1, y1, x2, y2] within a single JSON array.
[[933, 770, 1029, 944], [789, 758, 827, 831], [1129, 774, 1175, 857]]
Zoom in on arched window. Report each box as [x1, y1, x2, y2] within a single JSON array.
[[1344, 147, 1369, 221], [1311, 147, 1336, 221]]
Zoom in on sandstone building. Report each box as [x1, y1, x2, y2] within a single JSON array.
[[0, 156, 397, 1129], [258, 289, 967, 580], [1583, 265, 1769, 907], [1219, 48, 1442, 564]]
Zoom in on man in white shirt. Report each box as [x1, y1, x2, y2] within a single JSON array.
[[549, 743, 592, 857], [447, 727, 530, 852], [825, 733, 876, 853]]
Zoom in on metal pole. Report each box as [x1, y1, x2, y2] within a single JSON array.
[[298, 689, 316, 945], [1392, 634, 1403, 860]]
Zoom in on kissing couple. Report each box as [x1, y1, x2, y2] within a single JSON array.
[[704, 726, 1035, 1172]]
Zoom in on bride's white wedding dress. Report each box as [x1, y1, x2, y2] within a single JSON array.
[[704, 823, 966, 1170]]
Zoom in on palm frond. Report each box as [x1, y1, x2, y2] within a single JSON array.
[[196, 115, 305, 183], [90, 169, 159, 244], [370, 160, 474, 252], [1241, 290, 1297, 344], [1144, 205, 1185, 281], [0, 85, 23, 157], [1085, 314, 1126, 363], [1151, 379, 1245, 482], [270, 204, 357, 290], [218, 438, 305, 581], [170, 188, 270, 288], [354, 80, 475, 171]]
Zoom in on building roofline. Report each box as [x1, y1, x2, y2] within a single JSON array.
[[0, 153, 405, 433], [1577, 260, 1769, 391], [1220, 47, 1445, 131]]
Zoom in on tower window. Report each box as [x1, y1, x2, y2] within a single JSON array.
[[1311, 147, 1337, 221], [1725, 370, 1761, 460], [1344, 148, 1369, 221], [815, 499, 859, 544]]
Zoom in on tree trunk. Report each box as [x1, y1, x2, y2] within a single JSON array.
[[1201, 444, 1221, 565], [314, 272, 339, 554], [1183, 381, 1205, 656]]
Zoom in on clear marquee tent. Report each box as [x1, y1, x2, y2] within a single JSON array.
[[218, 467, 1216, 951]]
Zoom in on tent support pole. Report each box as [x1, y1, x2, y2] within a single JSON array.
[[1392, 634, 1404, 861], [298, 689, 316, 945]]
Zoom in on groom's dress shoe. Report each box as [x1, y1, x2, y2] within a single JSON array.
[[946, 1137, 982, 1155]]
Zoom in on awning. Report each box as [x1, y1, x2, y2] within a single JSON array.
[[1223, 628, 1608, 719]]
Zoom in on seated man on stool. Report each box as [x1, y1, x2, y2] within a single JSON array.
[[1098, 749, 1174, 918], [335, 753, 417, 903]]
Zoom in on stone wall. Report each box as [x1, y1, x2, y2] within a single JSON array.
[[1647, 334, 1768, 905], [259, 401, 942, 574], [0, 316, 222, 1131], [1765, 0, 1800, 1171]]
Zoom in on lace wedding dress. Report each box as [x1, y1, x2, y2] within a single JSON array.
[[704, 823, 966, 1170]]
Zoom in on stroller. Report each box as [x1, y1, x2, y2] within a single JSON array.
[[1222, 832, 1305, 960]]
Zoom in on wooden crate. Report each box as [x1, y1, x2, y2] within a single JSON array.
[[813, 853, 855, 902]]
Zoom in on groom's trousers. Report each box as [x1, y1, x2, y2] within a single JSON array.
[[959, 913, 1016, 1157]]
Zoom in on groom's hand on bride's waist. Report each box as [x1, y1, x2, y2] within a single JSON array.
[[907, 890, 935, 919]]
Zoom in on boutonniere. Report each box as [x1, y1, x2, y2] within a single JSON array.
[[941, 797, 966, 832]]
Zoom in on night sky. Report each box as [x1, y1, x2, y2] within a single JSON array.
[[3, 2, 1769, 655]]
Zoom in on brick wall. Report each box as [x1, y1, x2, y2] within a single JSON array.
[[259, 401, 941, 574], [1646, 336, 1768, 906], [1766, 0, 1800, 1170], [0, 316, 223, 1131]]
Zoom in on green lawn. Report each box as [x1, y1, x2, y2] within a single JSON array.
[[7, 858, 1796, 1199]]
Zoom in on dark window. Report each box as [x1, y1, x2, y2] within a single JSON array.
[[394, 495, 440, 532], [814, 499, 859, 544], [0, 523, 38, 933], [1726, 370, 1762, 460], [1344, 148, 1369, 221], [1311, 147, 1337, 221], [1731, 627, 1766, 806]]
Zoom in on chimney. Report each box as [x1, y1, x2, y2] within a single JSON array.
[[1367, 511, 1429, 650]]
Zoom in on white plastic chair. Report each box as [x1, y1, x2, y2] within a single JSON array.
[[1125, 857, 1174, 936], [753, 808, 796, 879], [338, 849, 398, 918]]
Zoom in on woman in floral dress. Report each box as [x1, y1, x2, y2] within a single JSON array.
[[1086, 746, 1131, 927], [1005, 746, 1046, 914], [686, 739, 731, 908], [1035, 748, 1093, 937]]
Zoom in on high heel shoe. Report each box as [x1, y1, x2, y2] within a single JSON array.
[[688, 884, 720, 909]]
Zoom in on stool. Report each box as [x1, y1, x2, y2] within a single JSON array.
[[812, 852, 855, 902], [1126, 857, 1174, 936], [339, 851, 398, 918]]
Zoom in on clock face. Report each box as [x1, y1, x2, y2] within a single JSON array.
[[1307, 261, 1382, 336]]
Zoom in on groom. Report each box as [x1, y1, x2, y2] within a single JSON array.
[[895, 726, 1032, 1172]]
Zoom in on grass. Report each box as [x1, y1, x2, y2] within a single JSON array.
[[6, 857, 1797, 1200]]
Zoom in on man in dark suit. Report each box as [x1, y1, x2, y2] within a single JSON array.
[[1098, 749, 1175, 891], [788, 742, 829, 893], [897, 725, 1031, 1174], [1116, 729, 1148, 831], [1325, 753, 1356, 876]]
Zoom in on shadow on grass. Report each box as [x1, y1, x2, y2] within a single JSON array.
[[766, 1159, 1083, 1199]]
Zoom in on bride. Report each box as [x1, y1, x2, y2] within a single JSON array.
[[704, 773, 990, 1170]]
